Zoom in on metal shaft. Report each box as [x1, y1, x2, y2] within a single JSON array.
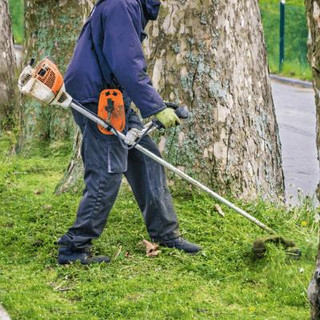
[[130, 143, 276, 234], [70, 101, 276, 234]]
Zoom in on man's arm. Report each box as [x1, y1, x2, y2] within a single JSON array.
[[101, 0, 165, 118]]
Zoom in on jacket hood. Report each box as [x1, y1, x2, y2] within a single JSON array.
[[140, 0, 161, 21]]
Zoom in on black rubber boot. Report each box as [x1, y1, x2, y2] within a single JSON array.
[[155, 237, 202, 254], [58, 247, 111, 265]]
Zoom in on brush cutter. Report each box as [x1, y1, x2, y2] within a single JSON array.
[[18, 57, 283, 242]]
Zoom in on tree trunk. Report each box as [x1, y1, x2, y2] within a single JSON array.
[[57, 0, 284, 199], [19, 0, 94, 192], [305, 0, 320, 318], [54, 130, 83, 194], [0, 0, 17, 133], [52, 0, 96, 194], [22, 0, 90, 148], [143, 0, 284, 199], [306, 0, 320, 202], [309, 241, 320, 320]]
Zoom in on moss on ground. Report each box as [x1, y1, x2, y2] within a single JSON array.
[[0, 140, 318, 319]]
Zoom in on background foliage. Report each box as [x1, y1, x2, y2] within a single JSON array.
[[259, 0, 312, 80], [8, 0, 311, 80], [8, 0, 23, 44]]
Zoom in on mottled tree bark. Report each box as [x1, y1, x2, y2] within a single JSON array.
[[58, 0, 284, 199], [306, 0, 320, 202], [143, 0, 284, 199], [53, 0, 95, 194], [0, 0, 17, 133], [305, 0, 320, 318], [309, 241, 320, 320], [22, 0, 88, 147], [55, 129, 83, 194]]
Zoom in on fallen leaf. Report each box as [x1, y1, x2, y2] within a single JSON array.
[[34, 189, 44, 195], [55, 287, 72, 292], [42, 204, 52, 211], [142, 240, 161, 257], [114, 245, 122, 259], [214, 204, 225, 217]]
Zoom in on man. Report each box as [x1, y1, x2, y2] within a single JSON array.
[[57, 0, 201, 265]]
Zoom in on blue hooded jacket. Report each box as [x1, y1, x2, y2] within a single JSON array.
[[64, 0, 165, 118]]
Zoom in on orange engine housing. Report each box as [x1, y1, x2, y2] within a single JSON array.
[[34, 58, 64, 95], [97, 89, 126, 135]]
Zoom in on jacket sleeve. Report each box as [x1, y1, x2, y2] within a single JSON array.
[[100, 0, 166, 118]]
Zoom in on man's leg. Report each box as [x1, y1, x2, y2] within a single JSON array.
[[124, 111, 201, 253], [57, 119, 127, 263], [125, 134, 180, 241]]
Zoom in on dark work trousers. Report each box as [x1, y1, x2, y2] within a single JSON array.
[[58, 104, 180, 250]]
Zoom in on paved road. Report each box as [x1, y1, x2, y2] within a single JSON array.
[[271, 80, 319, 206], [0, 305, 10, 320]]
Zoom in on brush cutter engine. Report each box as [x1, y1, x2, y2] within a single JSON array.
[[18, 57, 72, 108]]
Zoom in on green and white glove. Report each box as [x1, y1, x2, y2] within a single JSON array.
[[155, 108, 181, 129]]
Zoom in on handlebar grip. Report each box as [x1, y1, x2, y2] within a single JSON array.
[[164, 102, 180, 110], [164, 102, 189, 119], [175, 106, 189, 119]]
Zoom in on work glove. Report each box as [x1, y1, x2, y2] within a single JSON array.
[[155, 108, 181, 129]]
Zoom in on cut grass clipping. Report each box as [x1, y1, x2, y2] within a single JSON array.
[[0, 146, 318, 319]]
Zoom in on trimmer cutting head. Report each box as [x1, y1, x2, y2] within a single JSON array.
[[253, 235, 301, 259], [18, 57, 72, 108]]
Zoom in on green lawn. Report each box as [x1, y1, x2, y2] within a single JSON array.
[[0, 139, 317, 319]]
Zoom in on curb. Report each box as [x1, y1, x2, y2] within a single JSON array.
[[14, 44, 24, 67], [0, 305, 10, 320], [270, 74, 313, 89]]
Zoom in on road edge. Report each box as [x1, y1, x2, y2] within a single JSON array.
[[0, 305, 10, 320], [270, 74, 313, 89]]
